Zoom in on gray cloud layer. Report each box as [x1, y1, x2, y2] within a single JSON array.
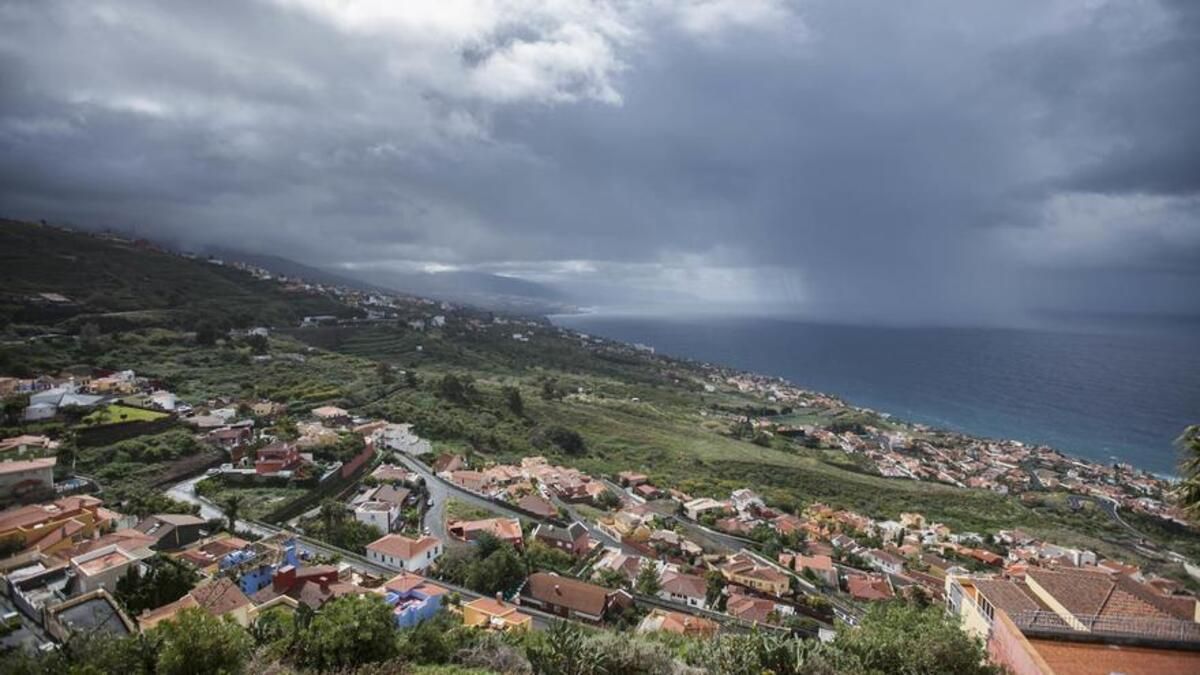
[[1, 0, 1197, 323]]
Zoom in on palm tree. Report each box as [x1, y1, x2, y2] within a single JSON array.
[[1176, 425, 1200, 521], [221, 494, 244, 533]]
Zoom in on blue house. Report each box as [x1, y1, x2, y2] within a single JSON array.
[[381, 572, 449, 628], [221, 537, 304, 595]]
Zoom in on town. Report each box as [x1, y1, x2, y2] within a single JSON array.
[[1, 222, 1198, 673]]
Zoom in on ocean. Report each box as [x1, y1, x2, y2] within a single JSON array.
[[551, 314, 1200, 477]]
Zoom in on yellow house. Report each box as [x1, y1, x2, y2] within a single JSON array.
[[719, 554, 790, 598], [0, 495, 107, 556], [462, 596, 533, 633], [138, 578, 253, 630]]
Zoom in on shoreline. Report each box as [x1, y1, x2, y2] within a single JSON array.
[[550, 313, 1186, 483]]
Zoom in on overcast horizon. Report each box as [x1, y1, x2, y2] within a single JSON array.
[[2, 1, 1198, 325]]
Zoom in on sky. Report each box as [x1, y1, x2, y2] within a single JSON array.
[[1, 0, 1198, 324]]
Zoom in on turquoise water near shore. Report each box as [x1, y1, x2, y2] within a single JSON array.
[[552, 314, 1200, 477]]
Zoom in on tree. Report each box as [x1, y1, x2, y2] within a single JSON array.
[[297, 594, 398, 671], [376, 361, 395, 384], [530, 425, 586, 456], [595, 567, 628, 589], [466, 545, 525, 595], [705, 570, 727, 608], [194, 321, 219, 346], [221, 494, 244, 532], [437, 373, 471, 404], [594, 489, 621, 511], [504, 385, 525, 417], [78, 322, 103, 353], [634, 561, 661, 596], [2, 394, 29, 425], [834, 602, 1002, 675], [244, 333, 269, 355], [405, 369, 420, 388], [115, 554, 200, 615], [1176, 425, 1200, 521], [152, 607, 253, 675]]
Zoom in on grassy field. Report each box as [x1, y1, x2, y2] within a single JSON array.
[[81, 404, 168, 425], [195, 480, 311, 521]]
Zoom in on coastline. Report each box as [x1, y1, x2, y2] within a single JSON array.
[[550, 312, 1191, 482]]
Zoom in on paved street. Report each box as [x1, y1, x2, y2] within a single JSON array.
[[165, 474, 277, 538]]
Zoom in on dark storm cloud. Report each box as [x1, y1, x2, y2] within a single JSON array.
[[0, 0, 1197, 322]]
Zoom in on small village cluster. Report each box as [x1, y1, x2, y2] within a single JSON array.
[[723, 370, 1182, 526]]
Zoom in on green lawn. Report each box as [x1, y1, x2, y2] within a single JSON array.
[[81, 404, 168, 425]]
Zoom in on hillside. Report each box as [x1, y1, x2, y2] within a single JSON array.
[[0, 219, 351, 333], [1, 219, 1196, 571]]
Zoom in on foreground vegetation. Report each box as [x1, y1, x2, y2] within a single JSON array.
[[8, 596, 999, 675]]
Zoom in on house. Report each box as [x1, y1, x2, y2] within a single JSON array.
[[846, 574, 894, 601], [780, 553, 837, 588], [448, 518, 523, 549], [0, 435, 58, 456], [637, 609, 718, 638], [366, 534, 442, 572], [206, 426, 253, 454], [252, 564, 364, 610], [358, 484, 412, 508], [70, 544, 151, 594], [251, 401, 286, 419], [431, 453, 466, 474], [446, 470, 490, 493], [134, 514, 209, 551], [947, 568, 1200, 675], [592, 548, 647, 584], [683, 497, 730, 521], [865, 548, 905, 575], [355, 501, 400, 534], [633, 484, 662, 500], [520, 572, 632, 623], [658, 570, 708, 609], [137, 578, 253, 630], [0, 494, 108, 556], [310, 406, 350, 426], [0, 457, 56, 503], [516, 493, 558, 520], [379, 572, 448, 628], [719, 554, 789, 597], [463, 595, 533, 633], [617, 471, 649, 487], [221, 536, 303, 595], [370, 464, 419, 486], [532, 521, 590, 558], [176, 535, 253, 574], [44, 590, 136, 643], [730, 489, 765, 514], [255, 441, 302, 476], [726, 594, 779, 624]]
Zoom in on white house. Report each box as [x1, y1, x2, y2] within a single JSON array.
[[355, 500, 400, 534], [865, 549, 905, 575], [366, 534, 442, 572], [658, 571, 708, 610], [730, 489, 765, 514]]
